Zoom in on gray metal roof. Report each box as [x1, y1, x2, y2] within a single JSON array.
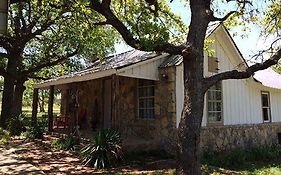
[[87, 49, 160, 71], [35, 22, 221, 87], [254, 68, 281, 89]]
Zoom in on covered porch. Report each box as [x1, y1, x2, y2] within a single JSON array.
[[31, 50, 177, 151], [32, 74, 122, 138]]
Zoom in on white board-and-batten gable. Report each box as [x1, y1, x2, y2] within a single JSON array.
[[176, 24, 281, 127], [34, 51, 169, 89]]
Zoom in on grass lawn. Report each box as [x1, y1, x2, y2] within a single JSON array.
[[22, 106, 60, 118]]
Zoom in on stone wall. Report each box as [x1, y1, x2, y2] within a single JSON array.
[[119, 67, 177, 152], [59, 79, 104, 138], [201, 123, 281, 152]]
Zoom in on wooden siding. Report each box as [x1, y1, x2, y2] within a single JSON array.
[[117, 55, 168, 80], [176, 26, 281, 127]]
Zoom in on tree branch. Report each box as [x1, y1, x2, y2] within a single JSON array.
[[93, 21, 110, 26], [210, 11, 236, 21], [204, 48, 281, 89], [22, 49, 79, 75], [89, 0, 185, 55]]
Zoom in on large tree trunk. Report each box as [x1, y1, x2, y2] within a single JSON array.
[[0, 59, 17, 128], [13, 80, 26, 117], [39, 90, 46, 112], [176, 1, 210, 174]]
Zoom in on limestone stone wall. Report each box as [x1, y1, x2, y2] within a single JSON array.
[[59, 79, 104, 138], [119, 67, 177, 151], [201, 123, 281, 152]]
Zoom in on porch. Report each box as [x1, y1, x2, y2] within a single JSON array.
[[31, 51, 178, 151], [31, 75, 122, 138]]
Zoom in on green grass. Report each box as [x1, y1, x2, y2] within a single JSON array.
[[22, 106, 60, 118]]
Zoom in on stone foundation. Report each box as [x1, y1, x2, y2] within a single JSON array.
[[201, 123, 281, 152]]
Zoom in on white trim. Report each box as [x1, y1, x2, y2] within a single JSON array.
[[33, 69, 116, 89], [176, 64, 184, 128], [34, 54, 167, 89]]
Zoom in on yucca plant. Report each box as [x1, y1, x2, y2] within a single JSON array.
[[80, 129, 122, 169]]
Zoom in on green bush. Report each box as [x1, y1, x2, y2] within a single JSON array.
[[23, 122, 45, 139], [80, 129, 122, 169], [0, 127, 10, 144], [202, 144, 281, 168], [52, 135, 79, 151], [8, 114, 26, 136]]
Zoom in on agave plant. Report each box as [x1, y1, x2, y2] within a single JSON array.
[[81, 129, 122, 168]]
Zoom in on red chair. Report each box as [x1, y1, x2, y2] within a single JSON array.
[[54, 115, 70, 129]]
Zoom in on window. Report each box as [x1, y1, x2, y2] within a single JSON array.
[[207, 82, 222, 123], [261, 91, 271, 122], [138, 79, 155, 119], [208, 56, 219, 73]]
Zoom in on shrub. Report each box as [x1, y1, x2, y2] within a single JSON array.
[[23, 122, 45, 139], [80, 129, 122, 169], [202, 144, 281, 168], [0, 127, 10, 144], [52, 135, 79, 151], [8, 114, 26, 136]]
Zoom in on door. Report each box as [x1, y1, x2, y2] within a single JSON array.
[[104, 79, 111, 129]]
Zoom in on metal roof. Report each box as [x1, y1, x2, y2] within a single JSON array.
[[35, 22, 281, 90], [36, 22, 221, 87], [34, 50, 161, 88], [253, 68, 281, 89]]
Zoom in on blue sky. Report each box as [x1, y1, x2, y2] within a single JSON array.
[[115, 1, 270, 61]]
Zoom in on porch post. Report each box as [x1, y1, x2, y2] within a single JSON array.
[[48, 85, 54, 132], [31, 88, 39, 127], [112, 75, 120, 129]]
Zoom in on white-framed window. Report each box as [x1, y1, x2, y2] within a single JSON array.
[[138, 79, 155, 119], [261, 91, 271, 122], [207, 82, 222, 123]]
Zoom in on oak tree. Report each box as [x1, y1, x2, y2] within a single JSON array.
[[85, 0, 281, 174], [0, 0, 118, 127]]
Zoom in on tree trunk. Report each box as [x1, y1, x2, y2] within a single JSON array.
[[31, 88, 39, 127], [176, 1, 210, 174], [0, 59, 17, 128], [13, 80, 26, 117], [39, 90, 45, 112], [48, 86, 54, 132]]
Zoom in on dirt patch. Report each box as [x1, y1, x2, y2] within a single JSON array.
[[11, 137, 175, 175]]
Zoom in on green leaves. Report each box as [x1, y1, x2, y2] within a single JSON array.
[[111, 0, 187, 50], [81, 129, 122, 168]]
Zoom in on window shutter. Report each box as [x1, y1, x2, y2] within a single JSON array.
[[208, 56, 219, 73]]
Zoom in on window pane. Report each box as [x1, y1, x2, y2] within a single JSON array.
[[263, 108, 269, 121], [147, 98, 154, 108], [147, 86, 154, 96], [215, 102, 221, 111], [216, 112, 222, 122], [216, 91, 221, 100], [262, 94, 269, 107], [208, 112, 215, 122]]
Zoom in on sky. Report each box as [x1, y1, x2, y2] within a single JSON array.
[[115, 0, 273, 62]]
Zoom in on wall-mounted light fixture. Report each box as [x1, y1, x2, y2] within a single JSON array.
[[160, 73, 168, 82], [0, 0, 9, 34]]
